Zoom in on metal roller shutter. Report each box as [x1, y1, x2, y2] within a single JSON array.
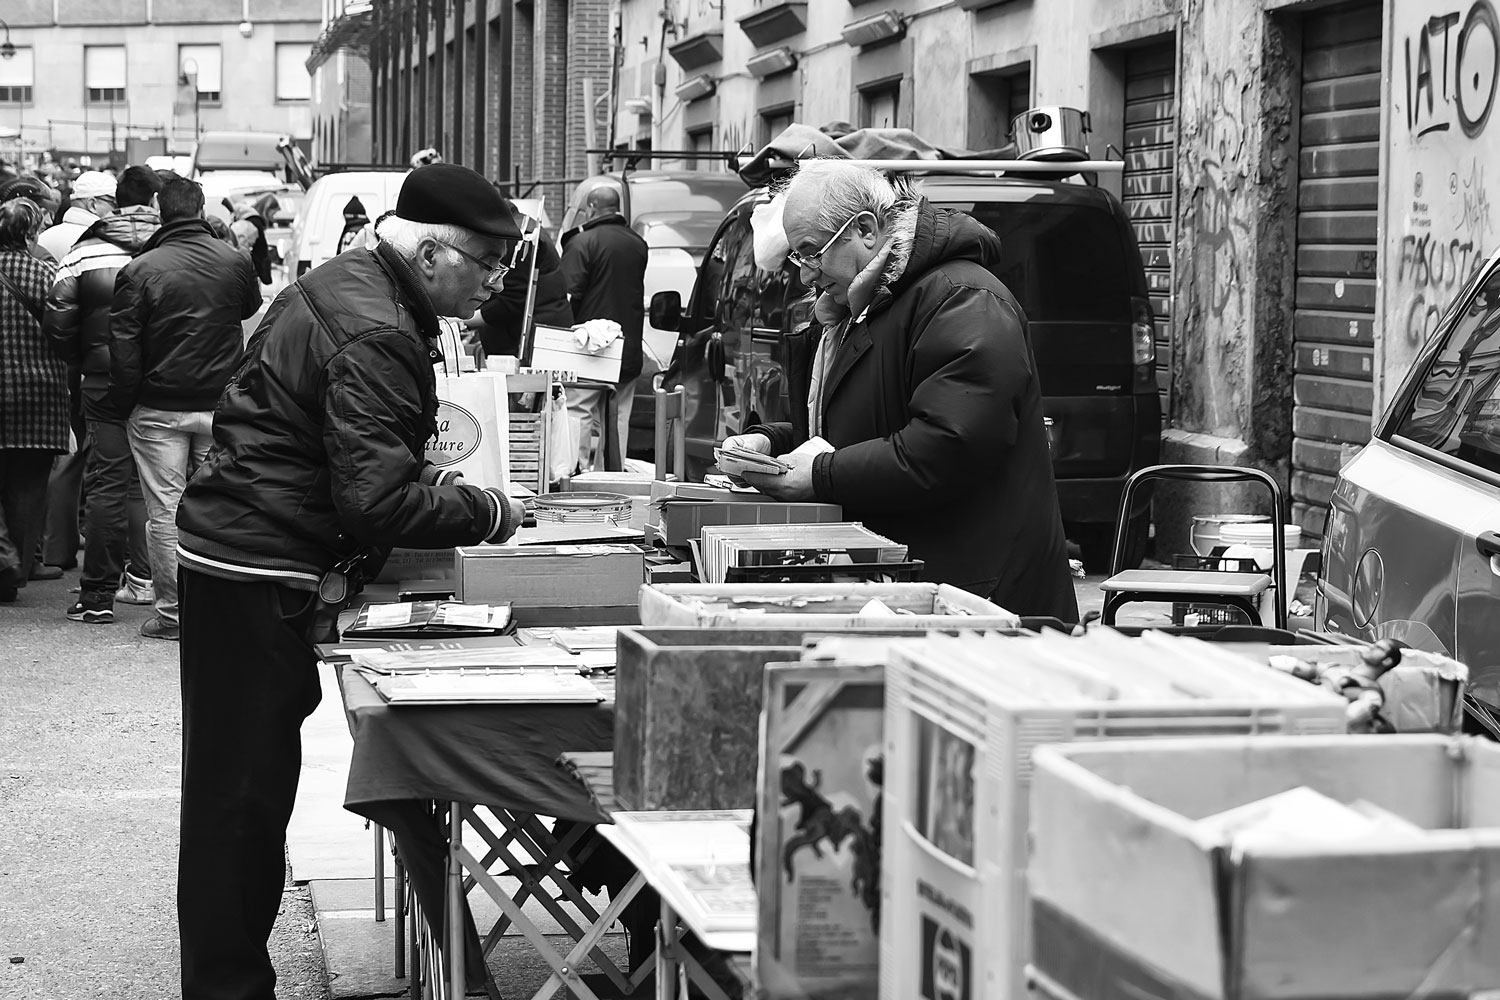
[[1291, 3, 1382, 537], [1122, 44, 1177, 420]]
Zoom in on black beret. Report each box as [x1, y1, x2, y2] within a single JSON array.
[[396, 163, 521, 240]]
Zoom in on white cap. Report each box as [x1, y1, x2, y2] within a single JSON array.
[[70, 170, 117, 200]]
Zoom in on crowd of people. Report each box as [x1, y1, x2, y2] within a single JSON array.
[[0, 158, 269, 629]]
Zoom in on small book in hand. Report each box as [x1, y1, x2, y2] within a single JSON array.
[[344, 601, 515, 639], [715, 445, 793, 478]]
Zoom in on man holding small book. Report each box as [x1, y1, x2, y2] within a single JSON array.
[[725, 159, 1077, 622]]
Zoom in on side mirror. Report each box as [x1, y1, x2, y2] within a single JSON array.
[[707, 332, 726, 383], [650, 290, 682, 331], [273, 209, 296, 226]]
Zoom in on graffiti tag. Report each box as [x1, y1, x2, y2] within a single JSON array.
[[1404, 1, 1500, 138]]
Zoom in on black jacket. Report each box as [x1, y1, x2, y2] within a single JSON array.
[[560, 213, 648, 382], [108, 218, 262, 412], [43, 206, 160, 420], [749, 201, 1077, 620], [177, 243, 514, 586], [477, 228, 574, 357]]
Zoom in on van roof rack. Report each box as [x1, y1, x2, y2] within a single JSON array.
[[586, 148, 741, 173], [311, 162, 411, 177], [751, 157, 1123, 180]]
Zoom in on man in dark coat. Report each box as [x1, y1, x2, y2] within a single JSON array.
[[174, 164, 527, 1000], [729, 159, 1077, 621], [108, 174, 262, 639], [560, 185, 647, 471], [472, 206, 572, 358]]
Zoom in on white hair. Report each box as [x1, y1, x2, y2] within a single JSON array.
[[374, 215, 475, 258], [781, 158, 920, 231]]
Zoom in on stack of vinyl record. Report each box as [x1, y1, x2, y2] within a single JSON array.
[[697, 522, 908, 584]]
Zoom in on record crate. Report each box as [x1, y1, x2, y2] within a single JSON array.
[[877, 631, 1347, 1000]]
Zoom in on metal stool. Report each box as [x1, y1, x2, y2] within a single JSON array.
[[1098, 464, 1288, 631]]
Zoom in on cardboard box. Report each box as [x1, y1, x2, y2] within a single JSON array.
[[566, 471, 657, 497], [640, 581, 1018, 629], [755, 645, 891, 1000], [529, 324, 623, 383], [455, 544, 645, 616], [372, 546, 457, 585], [1029, 735, 1500, 1000]]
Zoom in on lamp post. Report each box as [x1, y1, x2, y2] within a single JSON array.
[[0, 18, 15, 61], [179, 57, 200, 140]]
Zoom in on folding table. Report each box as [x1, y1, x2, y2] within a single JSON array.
[[336, 665, 652, 999]]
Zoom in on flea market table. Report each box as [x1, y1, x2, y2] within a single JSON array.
[[334, 664, 653, 1000]]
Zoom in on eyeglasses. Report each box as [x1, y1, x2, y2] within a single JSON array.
[[439, 241, 512, 281], [787, 212, 864, 270]]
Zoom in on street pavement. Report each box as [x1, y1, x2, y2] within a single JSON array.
[[0, 569, 1119, 1000]]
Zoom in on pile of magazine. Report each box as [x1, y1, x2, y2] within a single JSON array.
[[348, 645, 606, 706], [696, 522, 908, 584]]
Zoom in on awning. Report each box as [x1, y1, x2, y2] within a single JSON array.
[[306, 1, 375, 74]]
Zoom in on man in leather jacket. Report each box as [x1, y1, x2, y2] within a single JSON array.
[[173, 163, 526, 1000]]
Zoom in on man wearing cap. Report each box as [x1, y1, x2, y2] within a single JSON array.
[[173, 163, 526, 1000], [36, 169, 115, 263]]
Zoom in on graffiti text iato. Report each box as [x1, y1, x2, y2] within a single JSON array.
[[1404, 1, 1500, 138]]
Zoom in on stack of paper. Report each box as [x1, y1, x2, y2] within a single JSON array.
[[599, 811, 756, 940], [1199, 786, 1425, 858], [369, 669, 606, 705], [697, 522, 908, 584]]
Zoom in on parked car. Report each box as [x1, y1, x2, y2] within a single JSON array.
[[558, 170, 749, 457], [650, 171, 1162, 569], [1316, 251, 1500, 728], [283, 168, 410, 278]]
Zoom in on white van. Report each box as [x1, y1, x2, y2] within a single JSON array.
[[283, 169, 410, 278]]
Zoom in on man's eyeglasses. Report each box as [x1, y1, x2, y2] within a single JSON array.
[[440, 241, 512, 281], [786, 211, 865, 270]]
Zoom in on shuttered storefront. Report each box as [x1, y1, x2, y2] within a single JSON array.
[[1291, 3, 1382, 536], [1122, 44, 1177, 419]]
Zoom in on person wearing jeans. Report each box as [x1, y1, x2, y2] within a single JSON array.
[[107, 175, 260, 639], [127, 407, 213, 628]]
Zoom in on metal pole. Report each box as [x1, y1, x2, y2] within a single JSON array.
[[473, 0, 487, 175], [416, 0, 429, 148], [446, 804, 465, 1000], [451, 0, 465, 166], [432, 0, 446, 156], [496, 0, 511, 182]]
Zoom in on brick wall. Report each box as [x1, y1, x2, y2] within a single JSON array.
[[534, 0, 570, 208], [566, 0, 612, 179], [486, 18, 503, 180]]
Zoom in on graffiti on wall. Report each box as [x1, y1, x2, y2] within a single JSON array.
[[1187, 68, 1254, 322], [1386, 0, 1500, 399]]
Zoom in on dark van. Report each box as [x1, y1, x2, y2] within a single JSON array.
[[653, 171, 1162, 569]]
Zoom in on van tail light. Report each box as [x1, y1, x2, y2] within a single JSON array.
[[297, 260, 311, 277], [1131, 296, 1157, 391]]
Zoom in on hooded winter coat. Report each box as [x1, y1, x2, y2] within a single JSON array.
[[748, 199, 1078, 620], [43, 205, 161, 420]]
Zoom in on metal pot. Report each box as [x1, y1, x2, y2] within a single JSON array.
[[1011, 106, 1091, 161]]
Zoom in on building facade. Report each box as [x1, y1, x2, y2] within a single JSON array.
[[308, 0, 375, 164], [609, 0, 1490, 547], [0, 0, 321, 167], [358, 0, 613, 219]]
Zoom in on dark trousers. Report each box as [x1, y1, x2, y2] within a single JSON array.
[[79, 416, 149, 603], [178, 567, 321, 1000], [42, 444, 86, 568], [0, 449, 55, 589]]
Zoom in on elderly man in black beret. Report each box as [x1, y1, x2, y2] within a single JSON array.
[[173, 163, 526, 1000]]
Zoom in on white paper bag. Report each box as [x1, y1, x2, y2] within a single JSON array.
[[428, 371, 511, 491]]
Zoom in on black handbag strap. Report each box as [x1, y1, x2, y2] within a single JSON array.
[[0, 266, 44, 325]]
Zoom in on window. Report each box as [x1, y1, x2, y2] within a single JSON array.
[[688, 127, 714, 171], [1396, 267, 1500, 475], [85, 46, 127, 104], [760, 106, 793, 147], [967, 65, 1031, 149], [276, 42, 313, 102], [859, 82, 900, 129], [179, 45, 223, 104], [0, 48, 34, 104]]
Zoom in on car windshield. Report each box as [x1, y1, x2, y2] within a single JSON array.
[[956, 201, 1134, 323], [633, 213, 722, 252]]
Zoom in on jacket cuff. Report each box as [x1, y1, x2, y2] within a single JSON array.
[[811, 451, 836, 503], [419, 462, 466, 487], [482, 488, 514, 542]]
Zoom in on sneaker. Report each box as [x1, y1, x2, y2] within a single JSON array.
[[66, 600, 114, 624], [116, 573, 155, 606], [140, 616, 180, 641]]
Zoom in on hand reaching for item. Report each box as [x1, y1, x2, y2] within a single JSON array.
[[721, 433, 771, 455]]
